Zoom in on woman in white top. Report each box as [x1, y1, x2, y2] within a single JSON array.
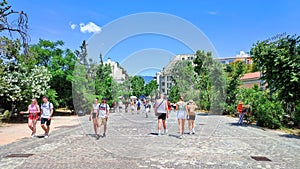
[[176, 96, 188, 139], [90, 98, 100, 136]]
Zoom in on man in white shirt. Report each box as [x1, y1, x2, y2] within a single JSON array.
[[96, 98, 110, 139], [154, 94, 169, 136], [40, 96, 54, 138]]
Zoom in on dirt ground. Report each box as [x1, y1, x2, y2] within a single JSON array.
[[0, 116, 80, 146]]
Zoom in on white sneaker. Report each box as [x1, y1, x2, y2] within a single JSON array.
[[43, 133, 49, 138], [189, 131, 192, 135], [31, 133, 35, 138], [164, 129, 168, 135], [179, 135, 183, 139]]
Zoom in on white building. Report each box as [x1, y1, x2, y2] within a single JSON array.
[[104, 58, 128, 83], [156, 54, 195, 95]]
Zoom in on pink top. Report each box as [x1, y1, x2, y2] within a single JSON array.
[[29, 104, 38, 114]]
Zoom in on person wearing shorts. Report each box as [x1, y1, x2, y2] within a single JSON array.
[[187, 100, 198, 135], [90, 98, 100, 137], [144, 100, 151, 118], [96, 98, 110, 139], [27, 99, 40, 138], [155, 94, 169, 136], [176, 96, 188, 139], [118, 99, 123, 113], [40, 96, 54, 138]]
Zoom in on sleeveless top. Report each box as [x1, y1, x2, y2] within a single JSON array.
[[177, 101, 186, 111], [156, 99, 167, 113], [93, 104, 100, 113], [29, 104, 38, 114]]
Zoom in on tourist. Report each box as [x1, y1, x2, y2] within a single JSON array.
[[118, 98, 123, 113], [130, 100, 135, 114], [89, 98, 100, 137], [144, 100, 151, 118], [237, 100, 244, 125], [96, 97, 110, 139], [40, 96, 54, 138], [27, 98, 40, 138], [155, 94, 169, 136], [176, 96, 187, 139], [137, 99, 141, 114], [187, 100, 198, 135], [125, 99, 130, 113]]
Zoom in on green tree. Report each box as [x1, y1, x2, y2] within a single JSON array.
[[144, 80, 158, 97], [171, 60, 199, 102], [168, 85, 179, 103], [224, 61, 246, 114], [130, 76, 145, 97], [30, 39, 78, 109], [251, 35, 300, 122], [193, 50, 226, 113]]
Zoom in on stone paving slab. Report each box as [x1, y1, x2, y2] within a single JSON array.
[[0, 111, 299, 169]]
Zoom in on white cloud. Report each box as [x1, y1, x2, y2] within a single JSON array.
[[79, 22, 102, 33], [70, 23, 77, 30], [208, 11, 218, 15]]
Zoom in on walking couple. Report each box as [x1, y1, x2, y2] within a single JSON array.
[[90, 97, 110, 140], [27, 96, 54, 138]]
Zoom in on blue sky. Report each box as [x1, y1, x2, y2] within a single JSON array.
[[9, 0, 300, 76]]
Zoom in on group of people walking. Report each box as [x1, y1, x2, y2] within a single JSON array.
[[154, 94, 198, 139], [27, 96, 54, 138], [89, 97, 110, 140], [87, 94, 199, 140]]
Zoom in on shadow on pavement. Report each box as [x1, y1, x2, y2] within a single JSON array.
[[279, 134, 300, 140], [86, 134, 97, 138], [149, 132, 158, 136], [227, 122, 251, 127]]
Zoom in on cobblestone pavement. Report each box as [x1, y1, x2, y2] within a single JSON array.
[[0, 110, 299, 169]]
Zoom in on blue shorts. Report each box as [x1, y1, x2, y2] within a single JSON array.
[[41, 118, 51, 126]]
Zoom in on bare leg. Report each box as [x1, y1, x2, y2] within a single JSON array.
[[46, 125, 50, 135], [41, 124, 47, 134], [93, 119, 97, 135], [181, 119, 185, 136], [32, 120, 37, 134], [188, 120, 191, 132], [28, 119, 34, 132], [104, 124, 107, 135], [162, 120, 167, 130], [177, 119, 180, 133]]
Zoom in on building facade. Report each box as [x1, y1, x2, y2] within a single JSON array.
[[104, 58, 128, 83], [156, 54, 195, 95]]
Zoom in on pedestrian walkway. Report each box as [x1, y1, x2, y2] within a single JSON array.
[[0, 111, 299, 169]]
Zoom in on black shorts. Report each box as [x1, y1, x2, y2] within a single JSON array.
[[137, 106, 141, 110], [92, 113, 97, 119], [41, 118, 51, 126], [158, 113, 167, 120], [188, 115, 196, 120]]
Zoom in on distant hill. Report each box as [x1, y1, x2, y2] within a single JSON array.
[[141, 76, 155, 84]]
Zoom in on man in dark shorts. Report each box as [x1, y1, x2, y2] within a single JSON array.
[[40, 96, 54, 138], [154, 94, 169, 136]]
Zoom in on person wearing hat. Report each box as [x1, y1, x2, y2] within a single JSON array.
[[96, 97, 110, 139], [187, 100, 198, 135]]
